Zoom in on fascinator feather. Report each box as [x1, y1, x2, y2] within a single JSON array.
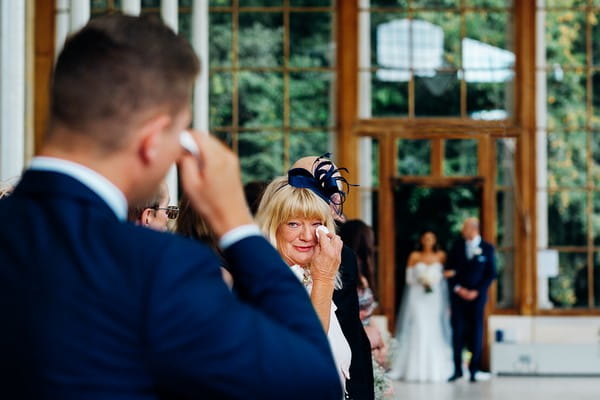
[[287, 153, 357, 215]]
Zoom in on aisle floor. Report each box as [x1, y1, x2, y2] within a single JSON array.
[[390, 376, 600, 399]]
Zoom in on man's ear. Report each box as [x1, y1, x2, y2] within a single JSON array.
[[140, 208, 155, 226], [138, 113, 171, 164]]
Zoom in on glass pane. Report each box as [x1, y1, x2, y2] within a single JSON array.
[[372, 71, 409, 116], [397, 139, 431, 176], [239, 0, 282, 6], [495, 250, 515, 309], [496, 138, 516, 186], [289, 131, 330, 164], [444, 139, 478, 176], [369, 0, 409, 7], [545, 0, 587, 6], [413, 12, 461, 69], [238, 131, 284, 184], [372, 139, 380, 188], [413, 0, 459, 8], [592, 191, 600, 245], [179, 0, 193, 7], [547, 70, 587, 131], [214, 131, 233, 148], [371, 12, 408, 68], [238, 72, 283, 128], [238, 13, 283, 67], [178, 11, 192, 42], [547, 131, 587, 188], [593, 14, 600, 66], [290, 12, 333, 67], [415, 70, 460, 116], [209, 73, 233, 128], [593, 72, 600, 129], [91, 0, 108, 9], [549, 252, 588, 309], [548, 191, 587, 246], [497, 190, 515, 247], [465, 11, 512, 50], [92, 0, 123, 12], [291, 0, 332, 5], [464, 0, 513, 6], [141, 0, 159, 7], [209, 12, 232, 67], [593, 132, 600, 186], [210, 0, 231, 5], [595, 254, 600, 307], [545, 11, 586, 67], [467, 75, 514, 119], [290, 72, 333, 128]]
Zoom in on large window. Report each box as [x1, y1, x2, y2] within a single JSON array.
[[208, 0, 336, 183], [358, 0, 517, 312], [361, 0, 514, 119], [537, 0, 600, 309]]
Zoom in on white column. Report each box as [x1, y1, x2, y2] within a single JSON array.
[[358, 0, 373, 225], [535, 3, 548, 249], [192, 0, 209, 132], [0, 1, 26, 181], [162, 0, 180, 203], [69, 0, 90, 33], [162, 0, 179, 33], [536, 1, 552, 308], [122, 0, 141, 16], [55, 0, 70, 58]]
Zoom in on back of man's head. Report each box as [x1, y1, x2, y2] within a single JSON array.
[[49, 14, 200, 151]]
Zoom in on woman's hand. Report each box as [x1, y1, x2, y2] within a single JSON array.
[[310, 230, 343, 283]]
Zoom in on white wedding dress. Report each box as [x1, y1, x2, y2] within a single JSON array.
[[388, 262, 453, 382]]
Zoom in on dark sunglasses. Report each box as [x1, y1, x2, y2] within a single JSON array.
[[153, 205, 179, 219]]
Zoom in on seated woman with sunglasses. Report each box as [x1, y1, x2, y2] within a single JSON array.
[[256, 162, 353, 397], [127, 181, 179, 231]]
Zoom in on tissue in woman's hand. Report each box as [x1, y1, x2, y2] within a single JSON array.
[[316, 225, 329, 241]]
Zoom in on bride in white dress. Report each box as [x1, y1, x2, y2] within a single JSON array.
[[389, 230, 454, 382]]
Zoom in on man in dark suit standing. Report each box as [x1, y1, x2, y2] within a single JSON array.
[[292, 156, 375, 400], [446, 217, 497, 383], [0, 15, 342, 400]]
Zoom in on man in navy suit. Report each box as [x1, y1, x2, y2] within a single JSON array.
[[0, 14, 341, 400], [446, 217, 497, 383]]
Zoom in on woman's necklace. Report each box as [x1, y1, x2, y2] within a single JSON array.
[[302, 267, 312, 286]]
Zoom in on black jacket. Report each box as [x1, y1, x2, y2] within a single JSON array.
[[333, 246, 375, 400]]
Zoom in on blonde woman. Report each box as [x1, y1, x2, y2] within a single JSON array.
[[256, 173, 351, 394]]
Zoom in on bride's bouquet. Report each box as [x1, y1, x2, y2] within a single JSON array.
[[417, 267, 441, 294]]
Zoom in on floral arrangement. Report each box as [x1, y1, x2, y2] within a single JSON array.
[[373, 358, 392, 400], [417, 267, 442, 293], [372, 336, 398, 399]]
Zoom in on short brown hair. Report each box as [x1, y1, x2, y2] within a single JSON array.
[[49, 14, 200, 150]]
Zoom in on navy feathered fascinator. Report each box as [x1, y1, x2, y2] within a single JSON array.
[[287, 153, 357, 215]]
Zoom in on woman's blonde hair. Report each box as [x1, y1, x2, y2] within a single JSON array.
[[256, 176, 341, 288], [256, 176, 336, 248]]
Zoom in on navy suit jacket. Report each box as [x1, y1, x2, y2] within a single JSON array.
[[0, 170, 342, 400], [446, 238, 497, 304]]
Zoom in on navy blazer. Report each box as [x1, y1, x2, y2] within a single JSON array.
[[446, 238, 497, 302], [0, 170, 342, 400]]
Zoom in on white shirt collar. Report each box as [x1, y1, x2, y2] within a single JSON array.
[[466, 235, 482, 248], [29, 156, 128, 221]]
